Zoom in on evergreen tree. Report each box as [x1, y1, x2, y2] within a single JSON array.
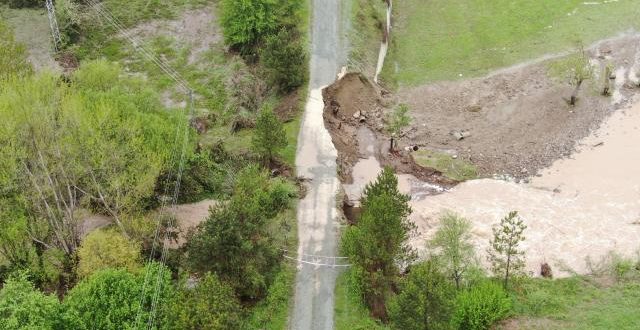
[[342, 166, 416, 320], [252, 108, 287, 164], [488, 211, 527, 289], [261, 28, 307, 93], [185, 165, 293, 300]]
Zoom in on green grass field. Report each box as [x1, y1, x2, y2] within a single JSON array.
[[386, 0, 640, 86], [507, 276, 640, 329]]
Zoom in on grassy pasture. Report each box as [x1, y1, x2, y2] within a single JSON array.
[[386, 0, 640, 86]]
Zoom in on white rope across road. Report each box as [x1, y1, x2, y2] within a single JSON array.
[[283, 255, 352, 268], [280, 249, 352, 267]]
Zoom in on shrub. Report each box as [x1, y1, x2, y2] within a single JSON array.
[[220, 0, 278, 54], [388, 260, 455, 330], [165, 272, 242, 330], [452, 281, 511, 330], [261, 28, 307, 93], [77, 229, 142, 278], [6, 0, 41, 9], [0, 20, 32, 80]]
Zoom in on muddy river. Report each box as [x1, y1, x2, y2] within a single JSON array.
[[349, 99, 640, 277]]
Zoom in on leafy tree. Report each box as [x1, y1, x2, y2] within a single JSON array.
[[61, 263, 174, 330], [430, 212, 475, 289], [165, 272, 243, 330], [0, 61, 184, 260], [186, 165, 294, 300], [342, 166, 416, 320], [487, 211, 527, 289], [388, 260, 455, 330], [77, 229, 142, 278], [387, 104, 411, 151], [0, 273, 61, 329], [452, 281, 511, 330], [0, 20, 32, 80], [252, 107, 287, 164], [261, 28, 307, 93], [220, 0, 278, 54]]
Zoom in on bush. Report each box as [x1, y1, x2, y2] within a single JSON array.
[[452, 281, 511, 330], [388, 260, 455, 330], [6, 0, 41, 8], [0, 20, 32, 80], [261, 28, 307, 93], [220, 0, 278, 54], [77, 229, 142, 278], [165, 272, 243, 330]]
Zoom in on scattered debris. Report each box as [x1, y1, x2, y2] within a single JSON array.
[[451, 130, 471, 141]]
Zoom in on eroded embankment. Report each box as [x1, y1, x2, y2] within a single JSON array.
[[326, 42, 640, 276]]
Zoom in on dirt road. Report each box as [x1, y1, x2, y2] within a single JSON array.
[[290, 1, 344, 329]]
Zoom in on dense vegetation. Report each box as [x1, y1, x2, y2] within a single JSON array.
[[1, 0, 307, 328]]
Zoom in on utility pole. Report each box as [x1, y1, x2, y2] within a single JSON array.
[[45, 0, 62, 51]]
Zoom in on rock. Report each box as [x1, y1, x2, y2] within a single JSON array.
[[353, 111, 361, 119], [466, 105, 482, 112], [521, 168, 528, 174], [541, 263, 553, 278]]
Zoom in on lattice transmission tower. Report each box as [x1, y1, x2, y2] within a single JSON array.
[[45, 0, 62, 51]]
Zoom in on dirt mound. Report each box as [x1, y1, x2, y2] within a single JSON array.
[[322, 72, 384, 182]]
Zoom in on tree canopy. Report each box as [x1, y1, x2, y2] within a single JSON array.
[[0, 273, 61, 330], [186, 165, 294, 300], [342, 166, 416, 319]]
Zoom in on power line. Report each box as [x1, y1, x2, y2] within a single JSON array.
[[80, 1, 195, 328]]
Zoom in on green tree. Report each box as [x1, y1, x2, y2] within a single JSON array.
[[452, 281, 511, 330], [386, 104, 411, 151], [61, 263, 174, 330], [388, 260, 455, 330], [342, 166, 416, 320], [166, 272, 243, 330], [186, 165, 293, 300], [220, 0, 278, 54], [0, 61, 184, 260], [0, 273, 61, 329], [487, 211, 527, 289], [261, 28, 307, 93], [77, 229, 142, 278], [430, 212, 475, 289], [0, 20, 32, 80], [252, 107, 287, 164]]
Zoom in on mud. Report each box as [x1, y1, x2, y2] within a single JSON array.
[[322, 72, 462, 187], [398, 34, 640, 178]]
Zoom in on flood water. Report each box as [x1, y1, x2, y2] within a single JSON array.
[[348, 100, 640, 277]]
